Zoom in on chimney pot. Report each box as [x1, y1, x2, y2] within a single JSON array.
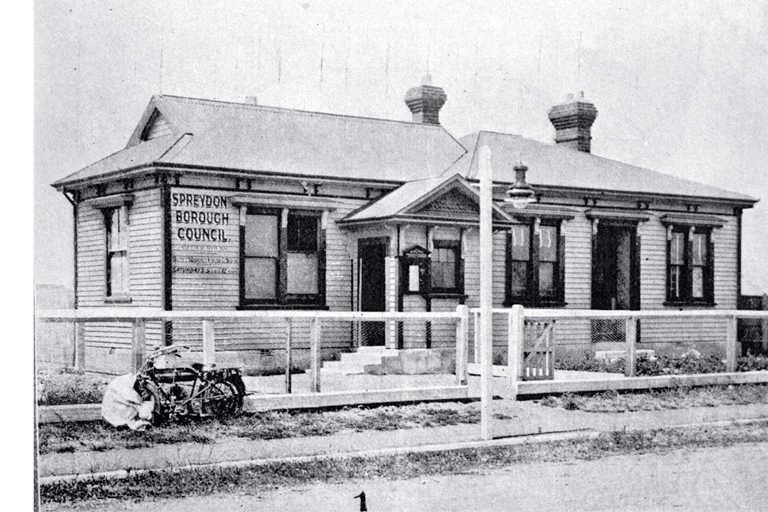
[[548, 92, 598, 153], [405, 79, 447, 125]]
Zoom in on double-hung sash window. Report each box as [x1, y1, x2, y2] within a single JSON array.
[[242, 208, 324, 307], [430, 240, 462, 293], [667, 226, 713, 304], [105, 206, 130, 298], [506, 221, 564, 306]]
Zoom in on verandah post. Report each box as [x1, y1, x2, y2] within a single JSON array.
[[285, 318, 292, 394], [74, 321, 86, 371], [455, 305, 469, 385], [131, 319, 146, 374], [508, 305, 524, 400], [310, 317, 321, 393], [202, 319, 216, 370], [726, 314, 737, 372], [625, 316, 637, 377]]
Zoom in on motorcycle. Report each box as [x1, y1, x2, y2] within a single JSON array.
[[134, 345, 246, 425]]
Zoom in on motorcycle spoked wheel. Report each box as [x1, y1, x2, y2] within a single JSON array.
[[136, 381, 168, 426], [202, 378, 244, 418]]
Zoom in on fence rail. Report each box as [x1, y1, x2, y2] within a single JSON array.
[[470, 307, 768, 382], [36, 307, 470, 393]]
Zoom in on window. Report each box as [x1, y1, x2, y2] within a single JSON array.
[[667, 226, 713, 304], [431, 240, 462, 293], [242, 208, 324, 306], [105, 206, 130, 298], [506, 221, 564, 306]]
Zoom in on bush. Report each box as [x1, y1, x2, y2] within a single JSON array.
[[736, 354, 768, 372], [37, 369, 110, 406], [555, 351, 625, 374], [634, 351, 725, 376]]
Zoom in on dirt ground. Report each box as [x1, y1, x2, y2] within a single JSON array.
[[43, 442, 768, 511]]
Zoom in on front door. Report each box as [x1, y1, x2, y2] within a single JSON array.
[[358, 238, 388, 346], [592, 225, 639, 310], [592, 224, 640, 342]]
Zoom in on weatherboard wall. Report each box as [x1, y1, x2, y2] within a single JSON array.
[[75, 187, 164, 373]]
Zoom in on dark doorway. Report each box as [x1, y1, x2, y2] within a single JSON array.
[[358, 238, 388, 346], [592, 225, 639, 310], [592, 224, 640, 343]]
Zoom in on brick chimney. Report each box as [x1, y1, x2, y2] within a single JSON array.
[[548, 92, 598, 153], [404, 75, 447, 125]]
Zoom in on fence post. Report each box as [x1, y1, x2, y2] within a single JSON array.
[[310, 317, 321, 393], [202, 319, 216, 370], [508, 305, 524, 400], [455, 305, 469, 385], [762, 294, 768, 353], [625, 317, 637, 377], [285, 318, 292, 394], [74, 321, 86, 371], [726, 315, 737, 372], [131, 319, 146, 374], [473, 311, 480, 364]]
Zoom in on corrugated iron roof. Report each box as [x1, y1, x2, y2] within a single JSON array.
[[54, 95, 467, 188], [448, 131, 757, 203]]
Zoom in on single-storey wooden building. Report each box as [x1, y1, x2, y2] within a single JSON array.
[[52, 78, 758, 374]]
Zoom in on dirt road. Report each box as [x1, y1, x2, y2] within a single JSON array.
[[44, 442, 768, 511]]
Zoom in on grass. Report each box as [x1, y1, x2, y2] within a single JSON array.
[[539, 384, 768, 413], [38, 402, 479, 455], [40, 420, 768, 505]]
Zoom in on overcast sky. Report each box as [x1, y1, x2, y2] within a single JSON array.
[[34, 0, 768, 294]]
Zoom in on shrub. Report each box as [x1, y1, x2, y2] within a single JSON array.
[[37, 369, 110, 406], [555, 351, 625, 374], [736, 354, 768, 372], [634, 351, 725, 376]]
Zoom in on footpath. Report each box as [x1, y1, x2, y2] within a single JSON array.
[[38, 395, 768, 482]]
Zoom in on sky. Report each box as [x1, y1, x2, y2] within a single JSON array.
[[34, 0, 768, 294]]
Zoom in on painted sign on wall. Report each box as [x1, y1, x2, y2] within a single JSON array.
[[170, 189, 239, 275]]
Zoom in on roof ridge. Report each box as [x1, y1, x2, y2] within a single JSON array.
[[156, 94, 448, 130]]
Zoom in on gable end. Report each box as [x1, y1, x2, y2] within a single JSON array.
[[141, 110, 173, 141]]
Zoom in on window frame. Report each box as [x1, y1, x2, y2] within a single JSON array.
[[504, 220, 565, 308], [665, 225, 714, 306], [430, 239, 463, 295], [240, 206, 326, 309], [104, 205, 131, 302]]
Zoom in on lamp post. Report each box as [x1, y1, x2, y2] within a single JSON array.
[[478, 147, 535, 440]]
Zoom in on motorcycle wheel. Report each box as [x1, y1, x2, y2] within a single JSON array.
[[206, 378, 243, 417], [137, 381, 167, 426]]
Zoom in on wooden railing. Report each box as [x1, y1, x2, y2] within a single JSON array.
[[35, 307, 471, 393], [471, 307, 768, 390]]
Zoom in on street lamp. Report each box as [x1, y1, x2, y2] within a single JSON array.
[[505, 161, 536, 209], [479, 148, 535, 441]]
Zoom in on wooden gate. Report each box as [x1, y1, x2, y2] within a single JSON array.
[[521, 321, 555, 380]]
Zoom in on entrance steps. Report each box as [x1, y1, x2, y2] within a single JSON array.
[[323, 347, 454, 375], [322, 347, 390, 375]]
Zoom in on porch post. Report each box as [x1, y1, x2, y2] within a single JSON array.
[[478, 144, 494, 440]]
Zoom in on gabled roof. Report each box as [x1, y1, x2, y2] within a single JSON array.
[[53, 95, 468, 188], [340, 173, 515, 226], [448, 131, 757, 205]]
